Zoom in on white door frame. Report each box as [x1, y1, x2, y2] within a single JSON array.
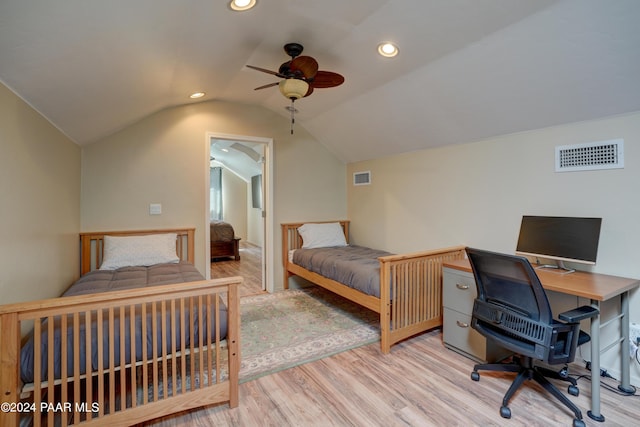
[[204, 131, 275, 293]]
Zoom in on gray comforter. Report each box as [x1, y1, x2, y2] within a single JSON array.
[[20, 262, 228, 384], [292, 245, 393, 298]]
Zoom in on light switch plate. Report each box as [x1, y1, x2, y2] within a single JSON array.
[[149, 203, 162, 215]]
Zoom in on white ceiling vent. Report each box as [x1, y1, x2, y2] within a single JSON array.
[[353, 171, 371, 186], [555, 139, 624, 172]]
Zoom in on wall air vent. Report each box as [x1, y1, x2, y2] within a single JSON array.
[[555, 139, 624, 172], [353, 171, 371, 186]]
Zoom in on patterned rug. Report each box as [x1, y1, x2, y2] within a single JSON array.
[[239, 287, 380, 382]]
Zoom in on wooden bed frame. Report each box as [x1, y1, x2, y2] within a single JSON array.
[[0, 228, 241, 427], [282, 221, 465, 354]]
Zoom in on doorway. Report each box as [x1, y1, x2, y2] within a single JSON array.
[[205, 132, 274, 293]]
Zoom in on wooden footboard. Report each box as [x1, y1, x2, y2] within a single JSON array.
[[0, 278, 240, 427], [282, 221, 465, 354], [379, 247, 465, 353], [211, 238, 241, 261]]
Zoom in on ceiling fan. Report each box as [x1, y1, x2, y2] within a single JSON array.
[[247, 43, 345, 98], [247, 43, 345, 133]]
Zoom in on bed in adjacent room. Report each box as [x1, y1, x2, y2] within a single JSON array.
[[282, 221, 465, 354], [0, 228, 241, 427], [210, 220, 241, 260]]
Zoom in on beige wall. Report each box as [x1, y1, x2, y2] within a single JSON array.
[[0, 82, 80, 305], [81, 100, 347, 288], [347, 111, 640, 384], [222, 168, 263, 247], [221, 168, 247, 240], [247, 195, 263, 247]]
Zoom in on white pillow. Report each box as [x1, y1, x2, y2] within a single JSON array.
[[298, 222, 347, 249], [99, 233, 180, 270]]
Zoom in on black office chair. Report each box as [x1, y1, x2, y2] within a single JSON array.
[[465, 247, 598, 427]]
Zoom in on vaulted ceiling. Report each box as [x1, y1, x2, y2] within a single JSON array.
[[1, 1, 639, 163]]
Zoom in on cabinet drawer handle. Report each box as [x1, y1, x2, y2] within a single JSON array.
[[456, 283, 469, 290], [456, 320, 469, 328]]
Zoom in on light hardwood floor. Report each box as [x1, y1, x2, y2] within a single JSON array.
[[211, 241, 265, 297], [140, 328, 639, 426]]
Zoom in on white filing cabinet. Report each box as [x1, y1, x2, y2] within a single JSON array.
[[442, 260, 511, 363]]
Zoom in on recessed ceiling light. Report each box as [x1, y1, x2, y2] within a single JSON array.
[[230, 0, 256, 11], [377, 42, 399, 58], [189, 92, 205, 99]]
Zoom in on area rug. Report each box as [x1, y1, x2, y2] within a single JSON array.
[[239, 287, 380, 382]]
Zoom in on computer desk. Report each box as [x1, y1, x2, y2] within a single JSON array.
[[446, 258, 639, 422], [533, 265, 639, 421]]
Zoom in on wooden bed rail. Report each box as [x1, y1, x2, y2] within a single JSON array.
[[0, 277, 241, 427]]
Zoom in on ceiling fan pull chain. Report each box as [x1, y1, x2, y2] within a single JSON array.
[[290, 99, 295, 134]]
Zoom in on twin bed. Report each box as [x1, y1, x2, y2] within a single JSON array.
[[0, 228, 241, 427], [282, 221, 465, 354]]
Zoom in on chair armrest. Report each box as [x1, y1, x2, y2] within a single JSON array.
[[558, 305, 599, 323]]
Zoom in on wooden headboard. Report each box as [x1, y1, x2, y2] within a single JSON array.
[[79, 228, 195, 275], [280, 220, 350, 266]]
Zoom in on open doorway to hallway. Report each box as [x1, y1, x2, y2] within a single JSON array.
[[207, 134, 272, 296]]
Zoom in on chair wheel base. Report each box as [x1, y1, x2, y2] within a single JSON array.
[[587, 410, 605, 422], [568, 384, 579, 396], [573, 419, 586, 427], [471, 371, 480, 381], [500, 406, 511, 419]]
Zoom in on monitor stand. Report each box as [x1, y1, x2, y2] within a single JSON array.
[[535, 260, 575, 274]]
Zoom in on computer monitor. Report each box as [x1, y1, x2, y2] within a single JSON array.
[[515, 215, 602, 273]]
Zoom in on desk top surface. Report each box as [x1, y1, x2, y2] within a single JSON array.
[[443, 258, 640, 301]]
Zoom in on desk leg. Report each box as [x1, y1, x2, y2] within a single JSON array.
[[619, 291, 634, 394], [588, 299, 605, 422]]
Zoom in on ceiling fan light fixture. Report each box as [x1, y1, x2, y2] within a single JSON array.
[[279, 79, 309, 100], [377, 42, 399, 58], [229, 0, 256, 11]]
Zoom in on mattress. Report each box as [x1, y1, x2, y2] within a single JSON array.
[[292, 245, 393, 298], [20, 262, 228, 384]]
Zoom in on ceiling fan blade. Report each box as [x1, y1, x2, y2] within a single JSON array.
[[310, 71, 345, 88], [304, 85, 314, 97], [246, 64, 286, 78], [254, 82, 280, 90], [289, 56, 318, 80]]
